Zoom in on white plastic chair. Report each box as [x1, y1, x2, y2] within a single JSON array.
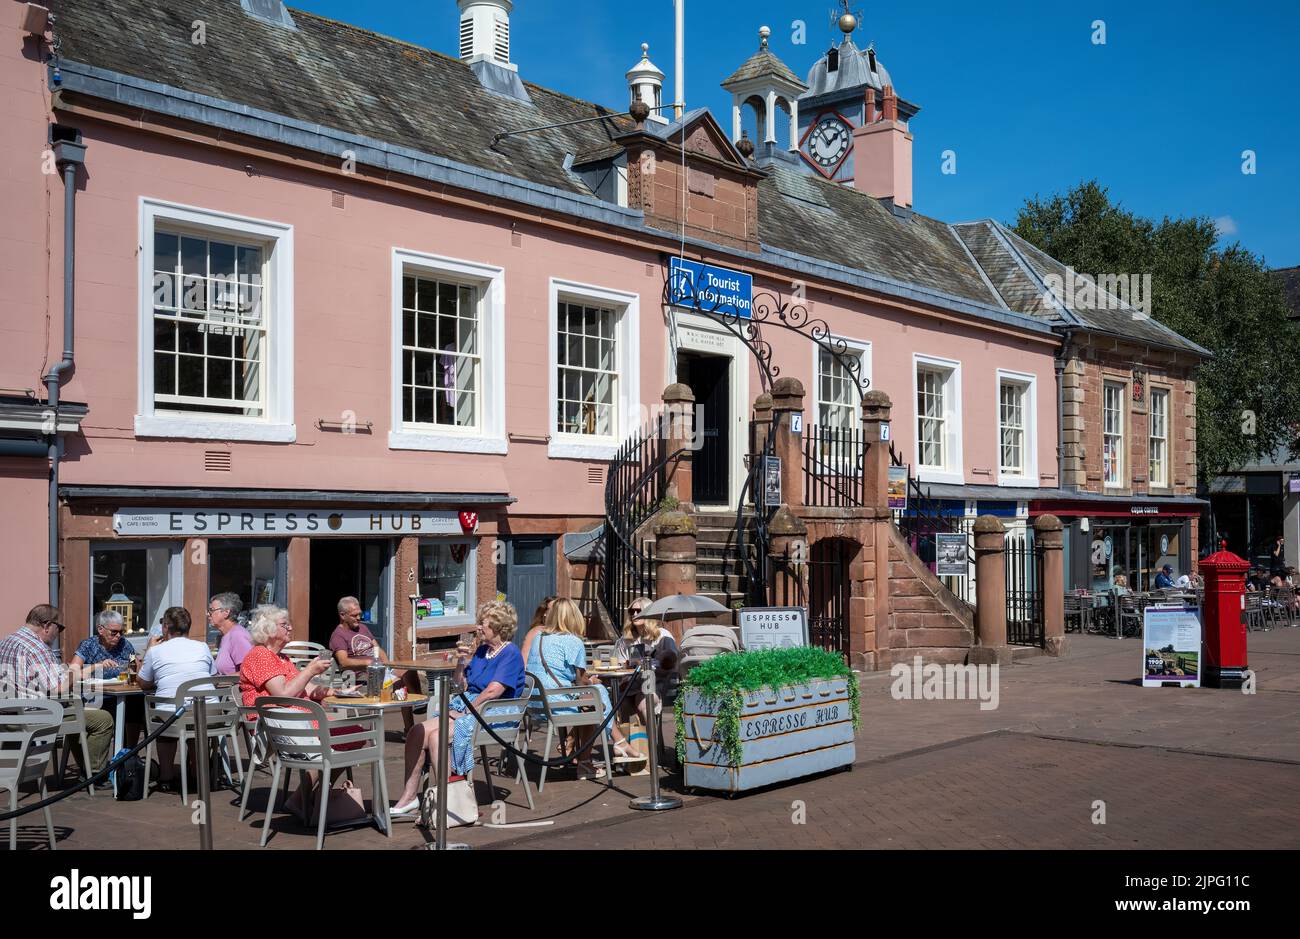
[[253, 696, 390, 850], [0, 700, 63, 850], [469, 681, 535, 811], [142, 675, 244, 804], [528, 683, 613, 792], [51, 694, 95, 797]]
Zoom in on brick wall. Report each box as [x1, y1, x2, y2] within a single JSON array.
[[1062, 334, 1199, 498]]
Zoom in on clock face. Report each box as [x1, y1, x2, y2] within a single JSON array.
[[805, 114, 852, 173]]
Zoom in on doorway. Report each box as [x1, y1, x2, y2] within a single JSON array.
[[677, 352, 731, 506], [308, 540, 391, 650], [496, 537, 556, 647]]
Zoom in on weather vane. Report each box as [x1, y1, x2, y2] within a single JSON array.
[[829, 0, 863, 36]]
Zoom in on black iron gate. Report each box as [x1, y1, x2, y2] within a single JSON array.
[[1006, 535, 1045, 647], [808, 539, 853, 657]]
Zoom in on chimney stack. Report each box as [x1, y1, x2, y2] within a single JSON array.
[[852, 83, 912, 209]]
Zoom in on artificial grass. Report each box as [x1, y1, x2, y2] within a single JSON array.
[[675, 646, 860, 766]]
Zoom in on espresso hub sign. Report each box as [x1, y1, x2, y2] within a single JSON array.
[[112, 508, 465, 536]]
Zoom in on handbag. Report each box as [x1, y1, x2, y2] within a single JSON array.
[[324, 778, 367, 824], [418, 777, 479, 828]]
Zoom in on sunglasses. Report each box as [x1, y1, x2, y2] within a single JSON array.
[[104, 629, 124, 637], [630, 607, 645, 615]]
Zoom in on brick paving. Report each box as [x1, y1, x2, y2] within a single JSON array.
[[10, 630, 1299, 850]]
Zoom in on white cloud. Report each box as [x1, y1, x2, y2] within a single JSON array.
[[1214, 215, 1239, 237]]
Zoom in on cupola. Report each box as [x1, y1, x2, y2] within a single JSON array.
[[721, 26, 808, 158], [626, 43, 668, 124]]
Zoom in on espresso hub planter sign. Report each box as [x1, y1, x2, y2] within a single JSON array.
[[679, 678, 855, 792]]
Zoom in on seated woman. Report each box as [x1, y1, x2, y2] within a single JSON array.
[[136, 606, 216, 793], [238, 605, 333, 710], [391, 601, 527, 816], [527, 598, 638, 776], [518, 595, 557, 664], [614, 597, 679, 723], [1110, 574, 1129, 597]]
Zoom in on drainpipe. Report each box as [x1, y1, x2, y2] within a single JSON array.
[[44, 130, 86, 608], [1054, 328, 1074, 494]]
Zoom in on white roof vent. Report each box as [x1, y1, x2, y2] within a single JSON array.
[[458, 0, 514, 71]]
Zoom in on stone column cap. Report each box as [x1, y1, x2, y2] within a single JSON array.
[[662, 382, 695, 404], [771, 377, 805, 402], [974, 514, 1005, 535], [1033, 513, 1063, 532], [654, 510, 697, 537]]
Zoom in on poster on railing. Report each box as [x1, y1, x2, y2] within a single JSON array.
[[739, 607, 809, 651], [935, 533, 968, 577], [1141, 605, 1202, 688], [887, 465, 908, 510]]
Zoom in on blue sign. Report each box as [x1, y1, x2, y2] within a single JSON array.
[[669, 257, 752, 319]]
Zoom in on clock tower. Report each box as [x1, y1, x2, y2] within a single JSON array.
[[795, 10, 919, 203]]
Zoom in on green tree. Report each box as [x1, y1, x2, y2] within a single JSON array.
[[1012, 180, 1300, 480]]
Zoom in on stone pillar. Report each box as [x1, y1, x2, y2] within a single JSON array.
[[394, 535, 420, 659], [971, 515, 1009, 665], [1035, 514, 1066, 656], [767, 506, 808, 608], [751, 392, 773, 455], [770, 377, 805, 511], [860, 390, 892, 512], [662, 383, 695, 508], [286, 537, 311, 642], [654, 511, 697, 641]]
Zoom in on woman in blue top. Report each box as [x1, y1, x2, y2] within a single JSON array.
[[527, 598, 639, 776], [391, 600, 527, 816]]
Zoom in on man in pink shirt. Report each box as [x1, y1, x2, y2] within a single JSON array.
[[209, 592, 252, 676], [329, 596, 420, 732]]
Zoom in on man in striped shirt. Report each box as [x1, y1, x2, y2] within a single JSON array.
[[0, 604, 115, 784]]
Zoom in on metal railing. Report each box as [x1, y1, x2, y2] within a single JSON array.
[[601, 419, 685, 623], [888, 442, 976, 604], [802, 424, 865, 508], [1006, 534, 1045, 647]]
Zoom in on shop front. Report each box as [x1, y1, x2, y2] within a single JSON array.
[[1032, 497, 1204, 593], [59, 488, 513, 658]]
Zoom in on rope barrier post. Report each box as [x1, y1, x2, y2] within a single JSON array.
[[435, 674, 449, 850], [629, 669, 682, 812], [194, 696, 213, 850]]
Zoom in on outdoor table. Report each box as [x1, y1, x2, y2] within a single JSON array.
[[322, 691, 429, 714], [83, 679, 145, 758]]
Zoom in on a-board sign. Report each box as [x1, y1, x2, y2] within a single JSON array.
[[1142, 605, 1201, 688], [738, 606, 809, 650]]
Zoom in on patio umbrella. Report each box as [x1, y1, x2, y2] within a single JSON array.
[[637, 593, 730, 621]]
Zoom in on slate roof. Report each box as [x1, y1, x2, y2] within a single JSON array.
[[44, 0, 1202, 353], [953, 221, 1210, 355], [47, 0, 633, 197], [722, 46, 807, 92]]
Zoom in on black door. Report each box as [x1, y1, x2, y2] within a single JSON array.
[[678, 353, 730, 505], [308, 539, 390, 649], [496, 537, 556, 647]]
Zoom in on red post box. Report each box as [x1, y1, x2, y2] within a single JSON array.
[[1199, 540, 1250, 688]]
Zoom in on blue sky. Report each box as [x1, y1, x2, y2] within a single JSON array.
[[290, 0, 1299, 268]]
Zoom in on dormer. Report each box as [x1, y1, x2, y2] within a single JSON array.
[[618, 109, 766, 252]]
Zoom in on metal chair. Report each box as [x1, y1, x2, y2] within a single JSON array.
[[528, 683, 613, 792], [1242, 593, 1267, 632], [468, 686, 535, 811], [1117, 594, 1143, 638], [1063, 594, 1091, 634], [50, 693, 95, 796], [142, 675, 244, 804], [252, 696, 390, 850], [0, 699, 63, 850], [283, 642, 339, 683]]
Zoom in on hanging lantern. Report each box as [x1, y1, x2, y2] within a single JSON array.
[[104, 583, 135, 634]]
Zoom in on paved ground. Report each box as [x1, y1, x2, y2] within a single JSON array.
[[12, 630, 1299, 850]]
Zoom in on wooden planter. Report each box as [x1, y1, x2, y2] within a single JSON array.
[[679, 677, 855, 793]]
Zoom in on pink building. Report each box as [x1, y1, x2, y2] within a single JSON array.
[[0, 1, 1202, 662]]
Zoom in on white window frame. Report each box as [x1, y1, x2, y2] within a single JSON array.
[[912, 353, 964, 485], [1149, 387, 1169, 489], [135, 198, 295, 442], [389, 248, 507, 454], [996, 369, 1038, 488], [811, 337, 872, 432], [548, 278, 640, 461], [1103, 381, 1126, 489]]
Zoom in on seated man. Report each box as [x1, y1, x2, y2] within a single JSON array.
[[328, 595, 420, 732], [1154, 564, 1176, 589], [137, 606, 217, 793], [0, 604, 115, 789]]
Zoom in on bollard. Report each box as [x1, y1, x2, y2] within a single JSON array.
[[629, 666, 682, 812], [194, 697, 213, 851], [435, 674, 450, 849]]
